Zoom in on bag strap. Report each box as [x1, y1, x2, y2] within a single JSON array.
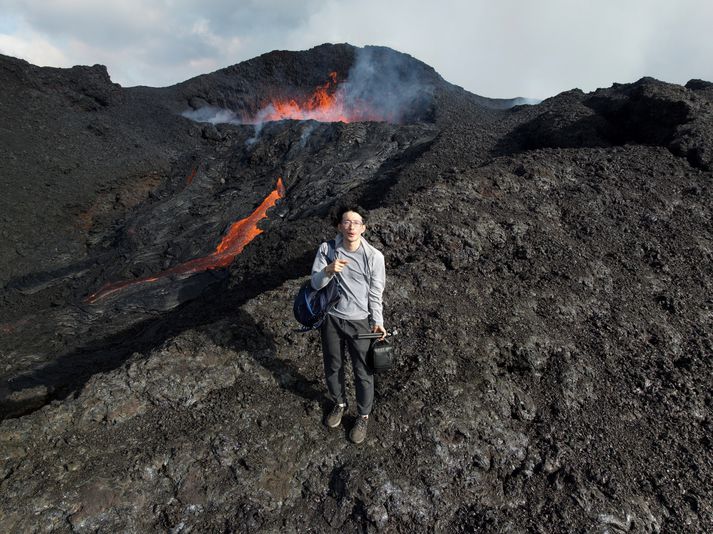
[[326, 239, 342, 294], [326, 239, 336, 263]]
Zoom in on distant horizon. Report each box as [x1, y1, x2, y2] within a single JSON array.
[[1, 1, 712, 100]]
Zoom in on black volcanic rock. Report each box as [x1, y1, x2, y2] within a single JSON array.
[[1, 44, 712, 533], [500, 76, 713, 171]]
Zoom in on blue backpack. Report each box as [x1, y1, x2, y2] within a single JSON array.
[[293, 240, 341, 331]]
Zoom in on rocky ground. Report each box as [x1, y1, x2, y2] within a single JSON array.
[[1, 44, 712, 532]]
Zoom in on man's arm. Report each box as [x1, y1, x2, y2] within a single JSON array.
[[310, 242, 332, 290]]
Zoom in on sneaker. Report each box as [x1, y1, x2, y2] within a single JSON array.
[[350, 415, 368, 444], [326, 403, 345, 428]]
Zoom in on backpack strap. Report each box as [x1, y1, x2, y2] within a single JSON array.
[[328, 239, 342, 294], [326, 239, 336, 263]]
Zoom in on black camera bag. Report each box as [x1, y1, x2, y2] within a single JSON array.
[[369, 339, 394, 373]]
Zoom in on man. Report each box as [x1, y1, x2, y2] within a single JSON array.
[[310, 205, 386, 444]]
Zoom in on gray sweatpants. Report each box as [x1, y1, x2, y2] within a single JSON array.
[[320, 314, 374, 416]]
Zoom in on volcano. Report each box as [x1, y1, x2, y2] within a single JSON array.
[[1, 44, 712, 532]]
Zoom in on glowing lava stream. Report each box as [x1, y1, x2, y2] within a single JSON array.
[[249, 71, 384, 124], [86, 178, 286, 304]]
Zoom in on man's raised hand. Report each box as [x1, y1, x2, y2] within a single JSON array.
[[327, 259, 349, 275]]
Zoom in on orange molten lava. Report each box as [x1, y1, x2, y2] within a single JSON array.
[[251, 72, 382, 124], [86, 178, 286, 303]]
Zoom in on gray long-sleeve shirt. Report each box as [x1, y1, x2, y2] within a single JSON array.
[[310, 236, 386, 325]]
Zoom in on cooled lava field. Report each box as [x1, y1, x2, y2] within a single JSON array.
[[1, 43, 712, 533]]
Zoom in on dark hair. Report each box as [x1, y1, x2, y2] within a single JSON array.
[[331, 204, 367, 227]]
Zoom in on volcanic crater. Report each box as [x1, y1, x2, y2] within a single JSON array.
[[0, 43, 712, 533]]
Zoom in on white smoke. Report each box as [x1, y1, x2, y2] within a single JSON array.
[[299, 122, 317, 148], [181, 106, 243, 125], [334, 46, 435, 123]]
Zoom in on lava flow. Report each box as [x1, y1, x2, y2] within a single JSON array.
[[86, 178, 286, 304], [250, 72, 384, 124]]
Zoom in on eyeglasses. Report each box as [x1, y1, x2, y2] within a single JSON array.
[[340, 220, 364, 227]]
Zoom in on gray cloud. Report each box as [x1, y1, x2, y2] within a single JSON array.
[[179, 0, 327, 36], [1, 0, 712, 97]]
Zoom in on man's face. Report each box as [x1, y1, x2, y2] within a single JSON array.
[[338, 210, 366, 244]]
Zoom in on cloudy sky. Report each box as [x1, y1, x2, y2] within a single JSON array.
[[0, 0, 711, 99]]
